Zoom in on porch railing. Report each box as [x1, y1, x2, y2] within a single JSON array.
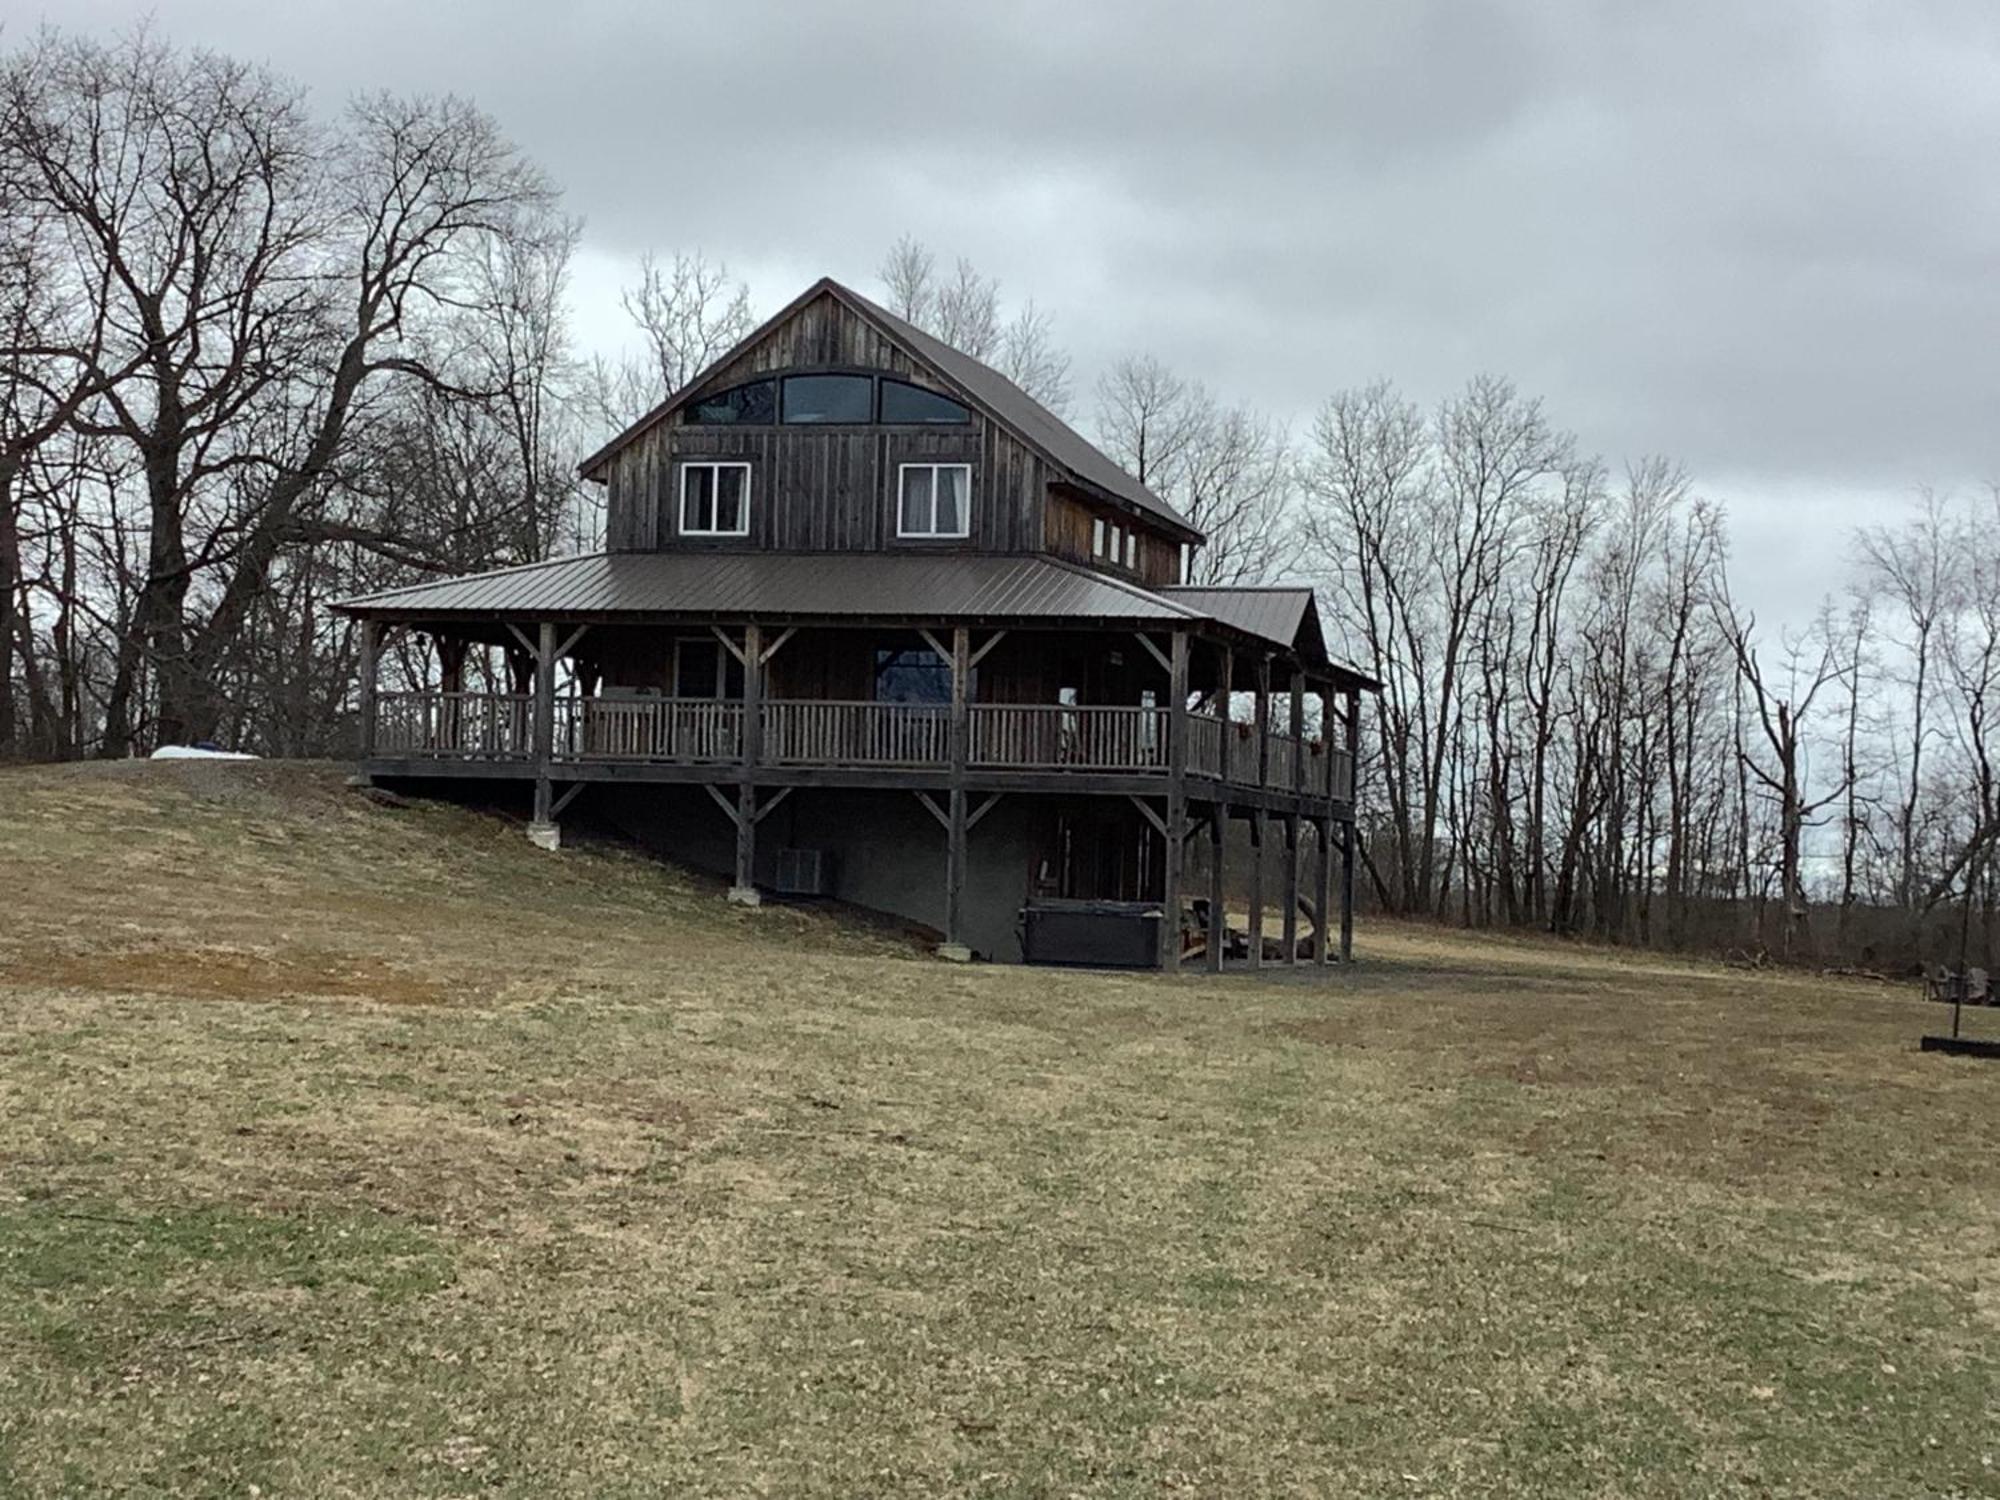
[[969, 703, 1168, 771], [766, 700, 950, 767], [374, 691, 532, 759], [367, 690, 1355, 800], [572, 697, 743, 762]]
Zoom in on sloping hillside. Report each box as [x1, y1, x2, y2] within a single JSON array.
[[0, 759, 916, 1006], [0, 761, 1993, 1498]]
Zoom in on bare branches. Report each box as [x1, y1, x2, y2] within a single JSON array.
[[875, 236, 1071, 412], [618, 249, 753, 405]]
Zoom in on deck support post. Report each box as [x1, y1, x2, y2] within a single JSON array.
[[730, 622, 763, 904], [356, 618, 380, 764], [1206, 803, 1227, 973], [529, 619, 558, 847], [942, 625, 972, 961], [1281, 813, 1300, 965], [1313, 814, 1332, 966], [1246, 809, 1265, 969], [1341, 686, 1361, 962], [1159, 629, 1189, 970]]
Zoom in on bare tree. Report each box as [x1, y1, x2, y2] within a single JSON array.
[[876, 237, 1070, 411], [2, 31, 558, 749], [1095, 355, 1289, 584], [619, 249, 754, 405]]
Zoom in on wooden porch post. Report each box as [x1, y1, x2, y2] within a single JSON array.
[[1254, 654, 1271, 787], [1282, 813, 1300, 965], [1246, 809, 1265, 970], [1342, 686, 1361, 962], [942, 625, 972, 960], [356, 618, 379, 762], [1313, 814, 1332, 966], [1289, 668, 1305, 794], [730, 622, 763, 903], [530, 619, 557, 843], [1160, 629, 1189, 970], [1217, 643, 1233, 785]]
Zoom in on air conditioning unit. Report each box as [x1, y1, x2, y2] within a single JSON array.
[[774, 847, 834, 896]]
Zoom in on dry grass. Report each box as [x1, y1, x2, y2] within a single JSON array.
[[0, 760, 1994, 1497]]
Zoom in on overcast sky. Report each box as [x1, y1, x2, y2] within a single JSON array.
[[26, 0, 2000, 619]]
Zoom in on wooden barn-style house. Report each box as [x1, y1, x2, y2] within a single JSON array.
[[334, 277, 1374, 968]]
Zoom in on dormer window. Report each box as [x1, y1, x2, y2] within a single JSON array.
[[898, 464, 971, 538], [686, 380, 776, 425], [781, 374, 873, 424], [879, 380, 970, 425], [681, 462, 750, 536]]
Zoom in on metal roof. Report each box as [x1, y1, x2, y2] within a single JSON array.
[[335, 551, 1208, 626], [1163, 585, 1381, 690], [334, 552, 1379, 690], [1162, 587, 1315, 651], [577, 277, 1200, 542]]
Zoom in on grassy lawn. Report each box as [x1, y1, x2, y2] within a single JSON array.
[[0, 761, 1994, 1497]]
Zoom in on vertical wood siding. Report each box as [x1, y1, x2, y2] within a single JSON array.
[[603, 291, 1085, 560]]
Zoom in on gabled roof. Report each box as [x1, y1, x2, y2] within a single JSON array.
[[577, 276, 1201, 543], [1163, 585, 1381, 690]]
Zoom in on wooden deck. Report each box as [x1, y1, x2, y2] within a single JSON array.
[[367, 691, 1355, 806]]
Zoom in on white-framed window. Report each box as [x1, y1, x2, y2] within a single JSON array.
[[897, 462, 972, 538], [1092, 516, 1106, 557], [680, 461, 751, 537], [1125, 530, 1138, 569]]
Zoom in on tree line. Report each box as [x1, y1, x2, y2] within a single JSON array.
[[5, 28, 1992, 972]]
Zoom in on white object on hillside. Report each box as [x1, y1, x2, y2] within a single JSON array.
[[149, 745, 259, 761]]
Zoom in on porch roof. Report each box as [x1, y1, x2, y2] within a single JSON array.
[[333, 551, 1378, 688]]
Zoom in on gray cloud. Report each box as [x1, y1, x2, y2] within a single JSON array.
[[32, 0, 2000, 598]]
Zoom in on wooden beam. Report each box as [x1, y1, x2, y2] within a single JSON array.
[[356, 618, 379, 761], [758, 625, 796, 666], [1341, 686, 1361, 962], [1206, 803, 1226, 974], [734, 622, 763, 894], [945, 626, 972, 951], [703, 782, 740, 824], [969, 629, 1009, 669], [556, 623, 591, 660], [1217, 642, 1233, 785], [505, 621, 538, 660], [752, 784, 794, 824], [1160, 629, 1188, 970], [967, 792, 1003, 831], [1290, 669, 1306, 795], [1313, 816, 1332, 967], [1128, 794, 1167, 839], [1282, 814, 1300, 966], [1134, 631, 1171, 674], [917, 627, 951, 662], [1246, 808, 1265, 970], [915, 789, 950, 829], [1254, 654, 1271, 788], [550, 780, 587, 820], [712, 625, 746, 665], [531, 620, 557, 826]]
